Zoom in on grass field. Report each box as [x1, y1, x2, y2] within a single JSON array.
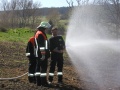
[[0, 27, 66, 44], [0, 28, 53, 44]]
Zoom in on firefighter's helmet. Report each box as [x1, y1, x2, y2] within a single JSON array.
[[37, 22, 51, 29]]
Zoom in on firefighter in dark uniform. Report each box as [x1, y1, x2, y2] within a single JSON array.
[[26, 36, 36, 83], [34, 22, 51, 86], [48, 27, 65, 85]]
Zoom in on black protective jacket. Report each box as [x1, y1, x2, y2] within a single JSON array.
[[49, 35, 65, 55], [26, 37, 35, 59], [34, 30, 50, 59]]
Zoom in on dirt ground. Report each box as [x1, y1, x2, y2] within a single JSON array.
[[0, 41, 86, 90]]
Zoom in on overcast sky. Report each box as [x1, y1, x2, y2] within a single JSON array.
[[35, 0, 78, 8]]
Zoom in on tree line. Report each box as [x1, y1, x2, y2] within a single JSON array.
[[0, 0, 69, 35], [66, 0, 120, 39], [0, 0, 120, 37]]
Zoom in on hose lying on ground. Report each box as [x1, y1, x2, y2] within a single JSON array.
[[0, 72, 28, 80]]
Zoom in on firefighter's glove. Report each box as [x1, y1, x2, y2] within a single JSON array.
[[26, 53, 30, 57], [41, 54, 45, 61], [40, 51, 45, 60]]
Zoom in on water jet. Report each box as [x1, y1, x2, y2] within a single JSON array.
[[66, 6, 120, 90]]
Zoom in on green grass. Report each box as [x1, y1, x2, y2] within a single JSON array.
[[0, 28, 54, 44], [0, 19, 67, 43], [0, 28, 34, 44]]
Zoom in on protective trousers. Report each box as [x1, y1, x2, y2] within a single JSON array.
[[28, 58, 36, 83], [35, 58, 48, 86], [49, 54, 63, 82]]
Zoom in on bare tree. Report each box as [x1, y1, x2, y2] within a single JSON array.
[[0, 0, 10, 11], [0, 0, 41, 28], [95, 0, 120, 38], [46, 8, 60, 26], [66, 0, 90, 7], [65, 0, 90, 20], [66, 0, 74, 8], [9, 0, 17, 28], [17, 0, 41, 28], [27, 1, 41, 28], [0, 0, 11, 27]]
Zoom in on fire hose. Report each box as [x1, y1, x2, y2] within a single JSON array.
[[0, 72, 28, 80]]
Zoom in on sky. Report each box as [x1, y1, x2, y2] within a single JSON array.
[[35, 0, 78, 8]]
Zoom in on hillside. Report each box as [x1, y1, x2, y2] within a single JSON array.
[[0, 41, 85, 90]]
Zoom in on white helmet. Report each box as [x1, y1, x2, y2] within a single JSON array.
[[37, 22, 51, 29]]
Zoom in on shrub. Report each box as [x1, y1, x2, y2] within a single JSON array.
[[0, 27, 7, 32]]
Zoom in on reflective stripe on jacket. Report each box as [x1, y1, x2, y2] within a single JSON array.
[[34, 31, 48, 58]]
